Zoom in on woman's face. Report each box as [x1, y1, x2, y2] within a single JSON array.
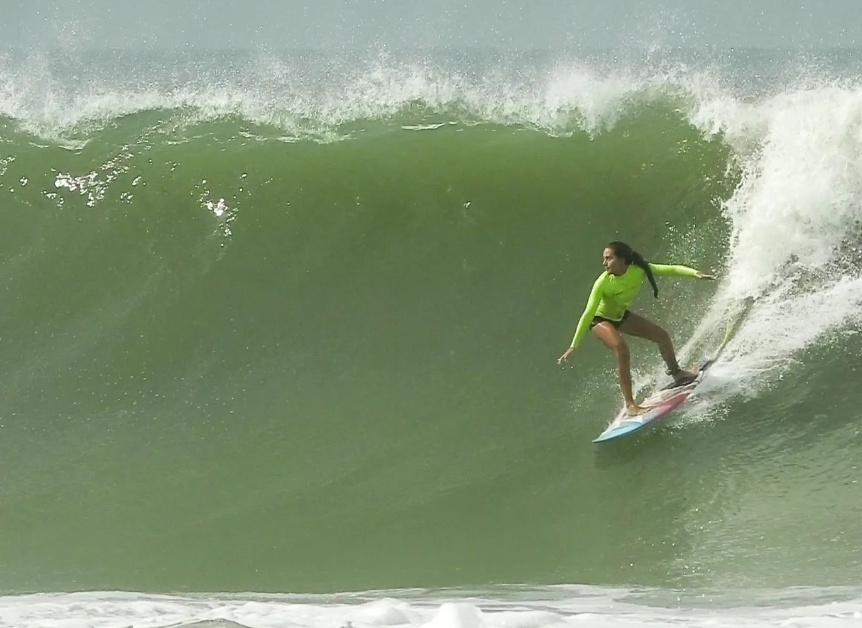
[[602, 247, 627, 276]]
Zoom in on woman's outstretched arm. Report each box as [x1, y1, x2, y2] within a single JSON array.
[[649, 263, 715, 280], [558, 275, 605, 363]]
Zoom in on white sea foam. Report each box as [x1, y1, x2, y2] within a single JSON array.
[[673, 81, 862, 404], [0, 587, 860, 628]]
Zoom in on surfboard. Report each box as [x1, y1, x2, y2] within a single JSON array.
[[592, 360, 713, 443]]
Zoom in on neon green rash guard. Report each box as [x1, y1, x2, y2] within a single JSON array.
[[569, 263, 699, 349]]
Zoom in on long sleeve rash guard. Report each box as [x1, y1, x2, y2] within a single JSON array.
[[569, 263, 699, 349]]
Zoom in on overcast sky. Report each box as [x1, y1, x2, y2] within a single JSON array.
[[3, 0, 860, 50]]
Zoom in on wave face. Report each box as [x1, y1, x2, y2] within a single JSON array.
[[0, 49, 861, 606]]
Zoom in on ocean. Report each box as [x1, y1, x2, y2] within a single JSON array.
[[0, 47, 861, 627]]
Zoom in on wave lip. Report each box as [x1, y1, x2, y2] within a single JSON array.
[[0, 49, 749, 138]]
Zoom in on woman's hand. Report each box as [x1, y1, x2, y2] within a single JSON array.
[[558, 347, 575, 364], [696, 271, 716, 280]]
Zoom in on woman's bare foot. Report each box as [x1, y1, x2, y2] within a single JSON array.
[[625, 403, 648, 416], [673, 369, 697, 384]]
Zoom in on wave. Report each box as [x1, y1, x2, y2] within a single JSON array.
[[1, 49, 861, 594], [3, 50, 862, 410], [3, 51, 861, 408]]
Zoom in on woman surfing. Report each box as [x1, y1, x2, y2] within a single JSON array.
[[558, 241, 716, 415]]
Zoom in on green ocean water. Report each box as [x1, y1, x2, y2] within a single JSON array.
[[0, 51, 861, 626]]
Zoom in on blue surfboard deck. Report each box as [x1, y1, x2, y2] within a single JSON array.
[[593, 360, 713, 443]]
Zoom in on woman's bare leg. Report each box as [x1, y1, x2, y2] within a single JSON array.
[[618, 312, 696, 382], [591, 322, 645, 414]]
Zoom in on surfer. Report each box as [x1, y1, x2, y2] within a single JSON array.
[[558, 241, 716, 415]]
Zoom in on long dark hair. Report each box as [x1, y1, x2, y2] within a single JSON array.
[[607, 241, 659, 298]]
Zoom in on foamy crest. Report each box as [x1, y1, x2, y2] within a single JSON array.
[[696, 86, 862, 296], [672, 80, 862, 399], [0, 51, 651, 138]]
